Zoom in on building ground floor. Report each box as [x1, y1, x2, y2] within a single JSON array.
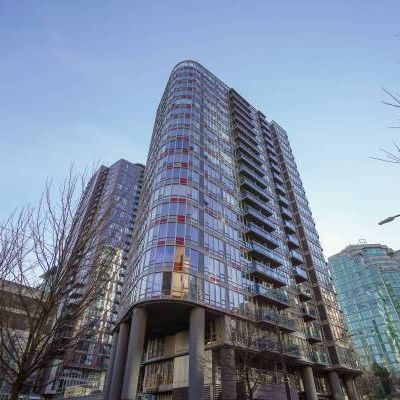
[[104, 302, 360, 400]]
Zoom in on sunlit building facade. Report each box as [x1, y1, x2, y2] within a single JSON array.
[[329, 243, 400, 371], [44, 159, 144, 398], [105, 61, 360, 400]]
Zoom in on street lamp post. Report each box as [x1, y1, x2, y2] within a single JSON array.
[[378, 213, 400, 225]]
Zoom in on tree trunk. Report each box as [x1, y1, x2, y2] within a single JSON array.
[[9, 378, 24, 400]]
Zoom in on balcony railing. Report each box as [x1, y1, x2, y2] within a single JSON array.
[[248, 261, 288, 286], [281, 206, 293, 219], [241, 191, 274, 215], [245, 223, 280, 249], [293, 266, 308, 283], [240, 176, 268, 199], [283, 220, 296, 233], [275, 182, 286, 195], [301, 304, 318, 321], [298, 284, 313, 301], [237, 152, 264, 173], [289, 250, 303, 266], [287, 234, 300, 249], [277, 194, 289, 207], [235, 128, 260, 154], [249, 283, 289, 308], [305, 327, 323, 342], [249, 241, 283, 266], [256, 309, 296, 332], [239, 164, 268, 188], [243, 206, 276, 231]]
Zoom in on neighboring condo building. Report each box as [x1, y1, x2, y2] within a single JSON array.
[[105, 61, 360, 400], [328, 243, 400, 371], [45, 159, 144, 398]]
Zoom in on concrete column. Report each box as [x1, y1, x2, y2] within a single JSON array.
[[220, 347, 236, 400], [344, 376, 359, 400], [302, 366, 318, 400], [121, 308, 147, 400], [189, 307, 205, 400], [109, 322, 130, 400], [329, 371, 344, 400], [103, 331, 119, 400]]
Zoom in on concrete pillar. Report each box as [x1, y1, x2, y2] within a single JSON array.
[[344, 376, 359, 400], [121, 308, 147, 400], [302, 366, 318, 400], [103, 331, 119, 400], [189, 307, 205, 400], [329, 370, 344, 400], [220, 347, 236, 400], [109, 322, 130, 400]]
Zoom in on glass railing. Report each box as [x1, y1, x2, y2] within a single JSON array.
[[249, 241, 283, 265], [240, 177, 267, 198], [305, 327, 322, 340], [301, 304, 317, 317], [249, 283, 289, 304], [241, 191, 274, 214], [239, 164, 268, 188], [287, 234, 300, 246], [246, 224, 280, 248], [256, 309, 295, 331], [238, 152, 264, 171], [250, 262, 287, 285], [290, 250, 303, 262], [293, 266, 307, 280], [283, 220, 296, 231]]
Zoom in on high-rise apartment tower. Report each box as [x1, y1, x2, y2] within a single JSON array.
[[329, 243, 400, 372], [45, 159, 144, 398], [105, 61, 360, 400]]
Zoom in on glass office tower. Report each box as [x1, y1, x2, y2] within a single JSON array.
[[105, 61, 360, 400], [329, 243, 400, 372], [44, 159, 144, 398]]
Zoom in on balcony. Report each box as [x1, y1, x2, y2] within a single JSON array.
[[275, 182, 286, 195], [309, 351, 329, 365], [283, 220, 296, 234], [236, 135, 260, 156], [293, 266, 308, 283], [232, 106, 255, 128], [298, 284, 313, 302], [235, 129, 260, 154], [301, 304, 318, 321], [230, 91, 252, 114], [272, 171, 284, 184], [256, 310, 296, 332], [234, 114, 257, 135], [245, 223, 280, 249], [248, 261, 287, 286], [243, 206, 275, 231], [249, 241, 283, 266], [241, 191, 274, 215], [305, 327, 323, 343], [289, 250, 303, 266], [255, 337, 300, 358], [277, 194, 289, 207], [249, 284, 290, 308], [287, 234, 300, 249], [236, 140, 260, 159], [270, 161, 281, 173], [240, 177, 268, 201], [239, 164, 268, 188], [281, 206, 293, 220], [237, 152, 264, 174]]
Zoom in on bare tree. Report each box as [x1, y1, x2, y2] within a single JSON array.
[[0, 167, 122, 400]]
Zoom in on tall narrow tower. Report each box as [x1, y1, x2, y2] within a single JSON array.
[[45, 159, 144, 398], [106, 61, 360, 400]]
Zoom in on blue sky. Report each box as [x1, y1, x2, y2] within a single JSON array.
[[0, 0, 399, 256]]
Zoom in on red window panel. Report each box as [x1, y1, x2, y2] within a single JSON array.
[[180, 178, 187, 184], [175, 237, 185, 245], [177, 215, 186, 223]]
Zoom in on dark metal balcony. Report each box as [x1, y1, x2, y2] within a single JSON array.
[[272, 171, 284, 184], [239, 164, 268, 188], [249, 241, 283, 267], [236, 140, 260, 159], [298, 284, 313, 302], [287, 234, 300, 249], [301, 304, 318, 321], [275, 182, 286, 195], [233, 114, 256, 134], [289, 250, 303, 266], [232, 105, 255, 128], [245, 223, 280, 249], [249, 284, 290, 308], [305, 327, 323, 343], [256, 310, 296, 332], [309, 351, 329, 364], [230, 91, 252, 114], [240, 177, 268, 201], [255, 337, 300, 358], [293, 266, 308, 283], [236, 144, 263, 167], [270, 160, 280, 173], [243, 206, 275, 230], [241, 191, 274, 215], [234, 123, 259, 147], [237, 152, 264, 175], [281, 206, 293, 220], [248, 261, 287, 286], [277, 194, 290, 207], [235, 132, 260, 155], [283, 220, 296, 234]]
